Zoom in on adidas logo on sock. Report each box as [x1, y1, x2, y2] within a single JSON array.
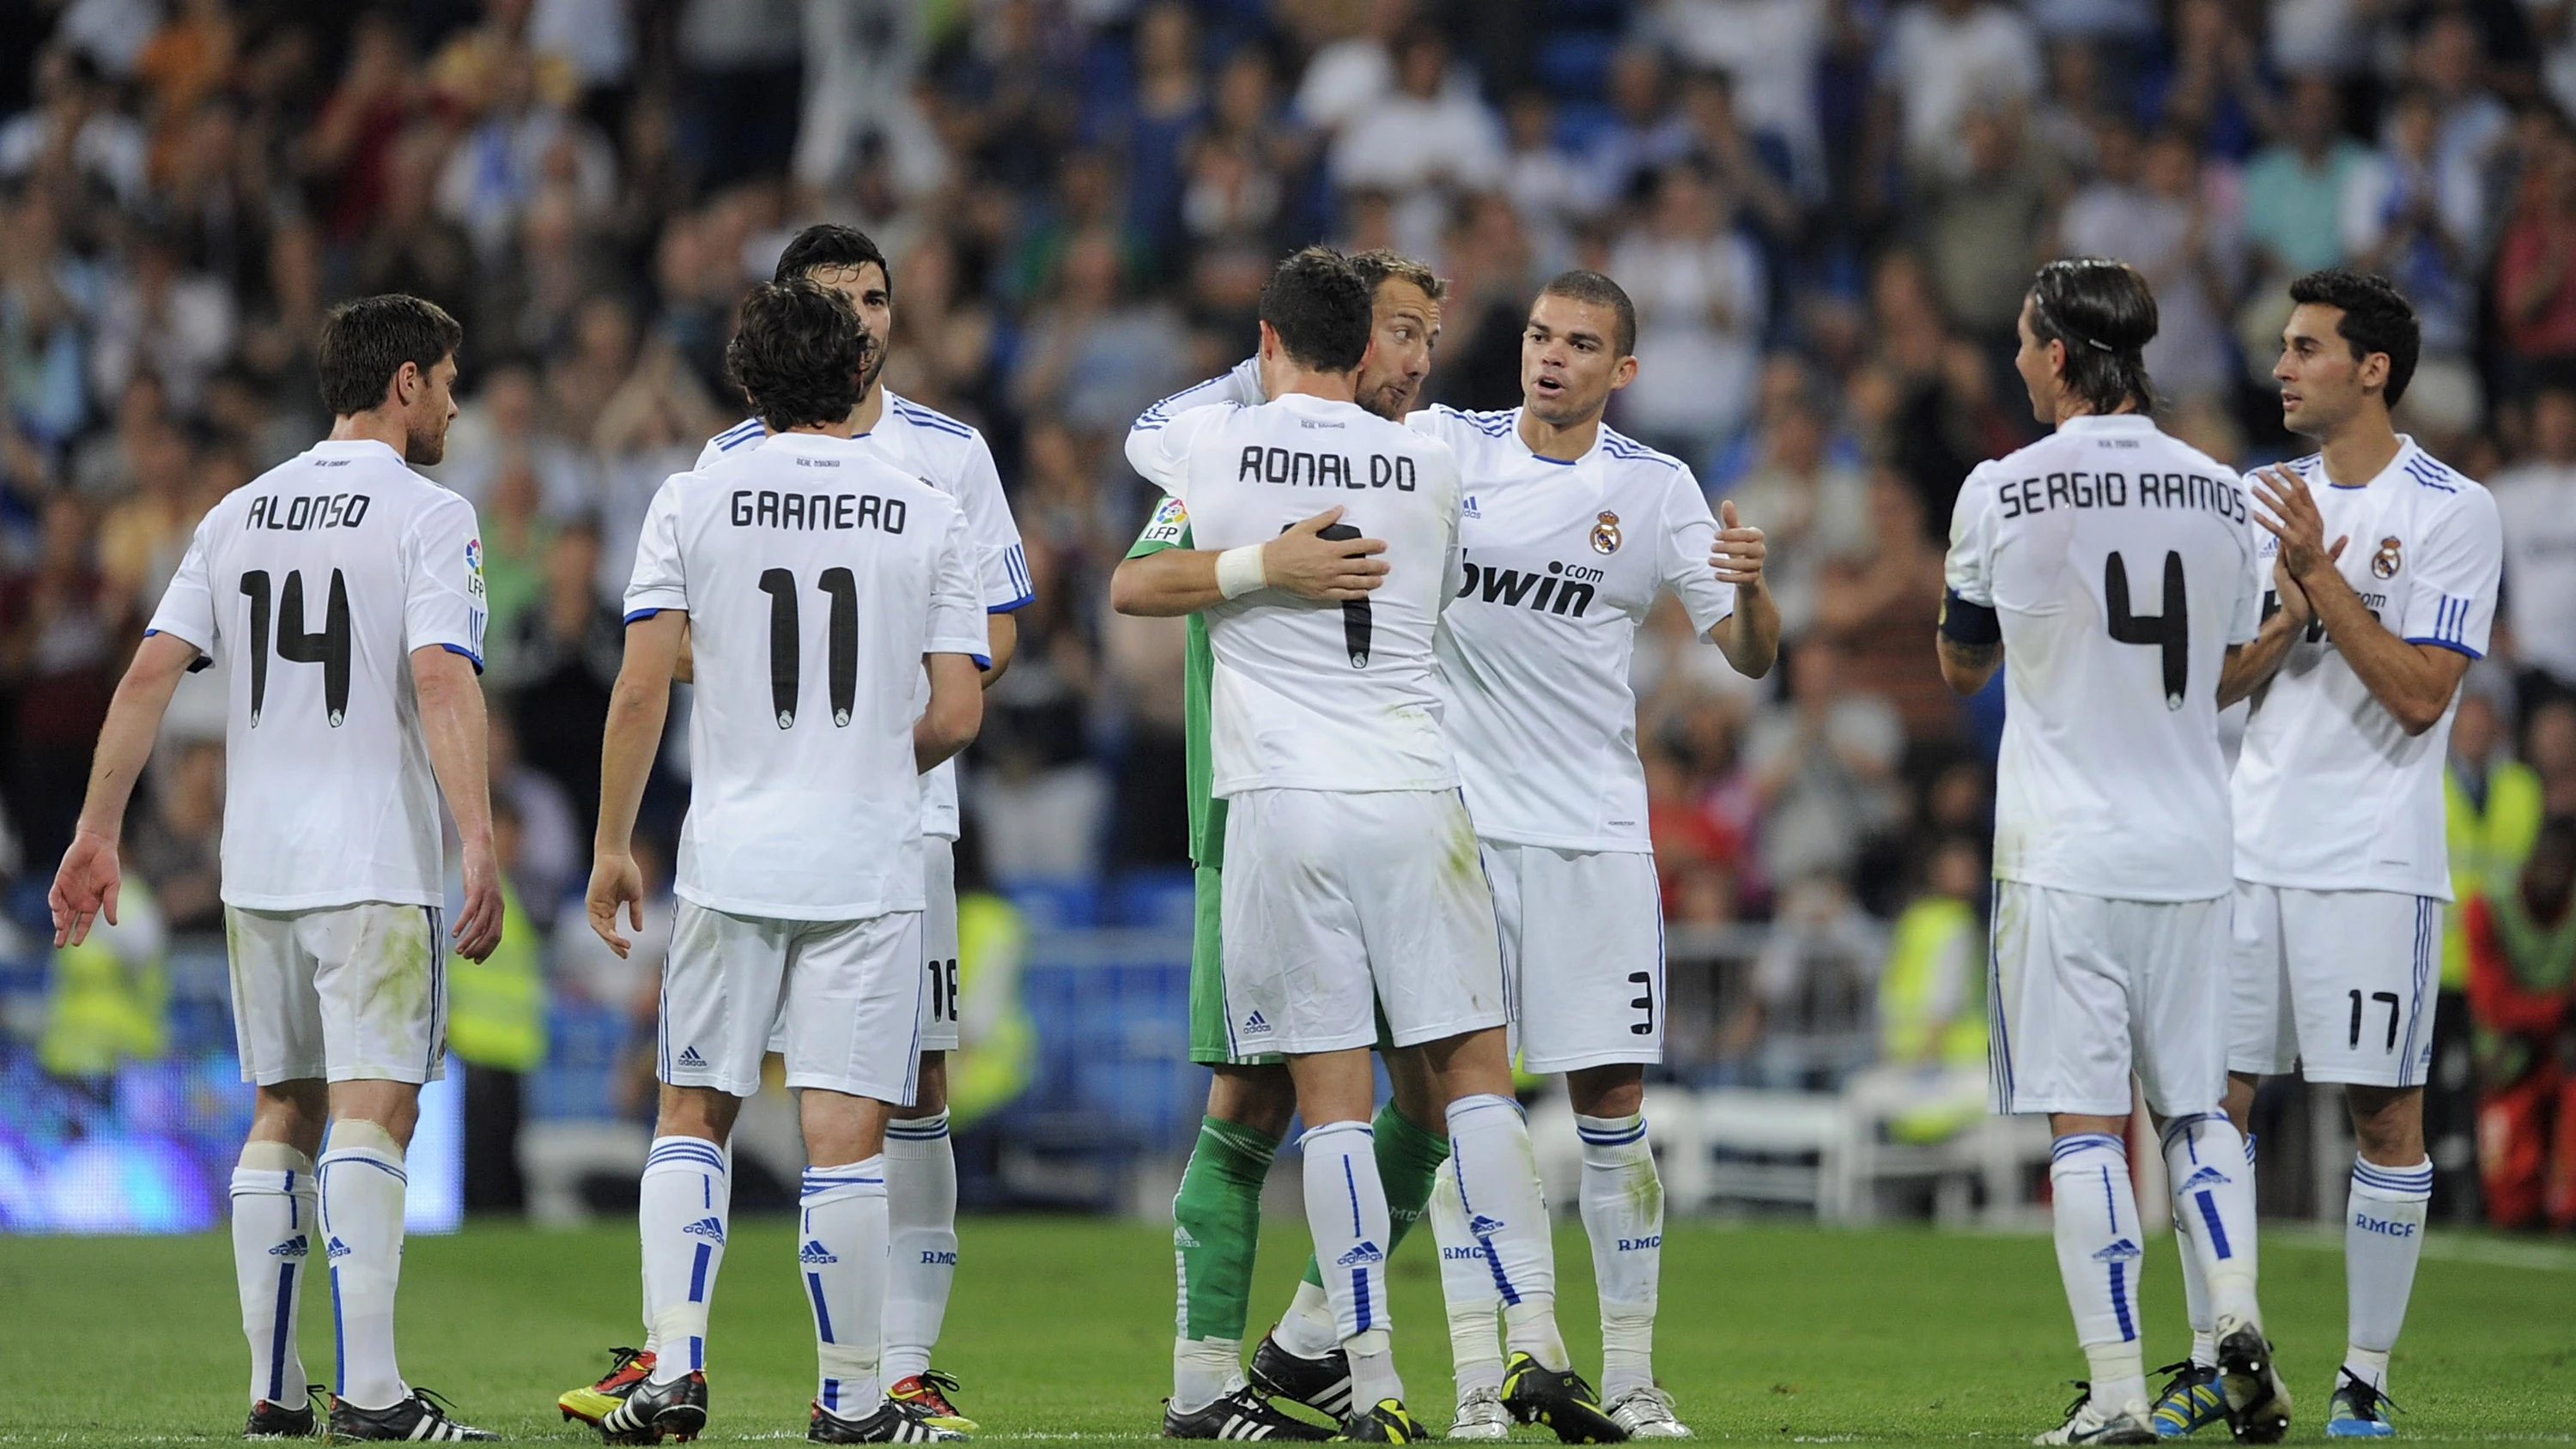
[[1467, 1214, 1506, 1238], [270, 1234, 308, 1258], [1336, 1240, 1383, 1266], [799, 1239, 838, 1264], [2178, 1166, 2234, 1191], [677, 1046, 708, 1068], [325, 1236, 351, 1259], [1175, 1226, 1202, 1249], [1242, 1010, 1271, 1034], [683, 1216, 727, 1242], [2092, 1238, 2143, 1263]]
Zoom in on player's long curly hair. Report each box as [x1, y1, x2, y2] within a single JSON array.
[[727, 280, 867, 432], [2027, 258, 2158, 418]]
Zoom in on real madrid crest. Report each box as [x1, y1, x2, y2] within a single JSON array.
[[2371, 536, 2403, 579], [1589, 510, 1621, 555]]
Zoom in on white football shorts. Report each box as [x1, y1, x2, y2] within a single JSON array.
[[917, 836, 962, 1054], [227, 901, 447, 1086], [2228, 882, 2439, 1088], [1218, 787, 1508, 1057], [663, 901, 924, 1103], [1988, 882, 2228, 1118], [1481, 841, 1664, 1073]]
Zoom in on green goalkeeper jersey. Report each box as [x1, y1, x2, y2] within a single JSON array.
[[1125, 497, 1224, 870]]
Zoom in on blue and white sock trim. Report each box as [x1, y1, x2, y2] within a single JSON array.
[[886, 1113, 952, 1142], [1576, 1117, 1649, 1149], [2051, 1131, 2125, 1162], [800, 1169, 886, 1194], [647, 1138, 729, 1174], [2350, 1157, 2433, 1198]]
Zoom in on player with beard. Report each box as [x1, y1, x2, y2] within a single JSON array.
[[1112, 252, 1479, 1441]]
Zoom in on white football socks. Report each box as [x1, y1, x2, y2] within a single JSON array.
[[2162, 1114, 2260, 1333], [232, 1141, 318, 1408], [1277, 1279, 1341, 1359], [801, 1160, 890, 1419], [1171, 1336, 1244, 1416], [2048, 1132, 2147, 1416], [1448, 1094, 1568, 1373], [2344, 1156, 2432, 1391], [883, 1113, 957, 1385], [639, 1135, 732, 1385], [1429, 1159, 1504, 1400], [1300, 1119, 1401, 1408], [1577, 1113, 1661, 1400], [318, 1121, 409, 1411]]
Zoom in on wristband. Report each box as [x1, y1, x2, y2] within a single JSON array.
[[1216, 543, 1268, 600]]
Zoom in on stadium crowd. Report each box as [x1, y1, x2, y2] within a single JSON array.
[[5, 0, 2576, 1228]]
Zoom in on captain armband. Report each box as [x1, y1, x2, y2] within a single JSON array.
[[1938, 590, 2001, 646]]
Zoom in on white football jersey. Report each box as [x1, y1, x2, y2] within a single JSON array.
[[1946, 413, 2261, 902], [2233, 440, 2501, 900], [629, 432, 989, 920], [1132, 393, 1464, 795], [1411, 406, 1736, 852], [146, 440, 487, 911], [1129, 358, 1267, 446], [696, 392, 1029, 840]]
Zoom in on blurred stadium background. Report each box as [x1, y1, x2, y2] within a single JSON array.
[[3, 0, 2576, 1246]]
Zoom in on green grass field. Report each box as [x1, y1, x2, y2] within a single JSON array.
[[2, 1218, 2570, 1445]]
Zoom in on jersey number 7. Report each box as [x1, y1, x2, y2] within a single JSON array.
[[1309, 522, 1371, 669], [2105, 549, 2188, 710], [758, 567, 860, 729], [240, 569, 352, 727]]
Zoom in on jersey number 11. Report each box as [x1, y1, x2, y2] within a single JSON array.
[[758, 567, 860, 729]]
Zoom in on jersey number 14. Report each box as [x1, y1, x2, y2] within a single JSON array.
[[2105, 550, 2188, 710], [240, 569, 352, 727]]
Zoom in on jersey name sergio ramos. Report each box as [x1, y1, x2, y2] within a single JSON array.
[[1133, 394, 1465, 794], [1410, 406, 1735, 851], [146, 440, 487, 910], [1946, 414, 2260, 901], [631, 432, 989, 919], [699, 392, 1031, 842], [2233, 440, 2502, 900]]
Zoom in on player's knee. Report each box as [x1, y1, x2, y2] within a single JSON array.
[[1206, 1064, 1297, 1139], [2346, 1084, 2425, 1161], [895, 1051, 949, 1119], [327, 1079, 422, 1151], [252, 1080, 331, 1156], [656, 1082, 741, 1144], [1565, 1064, 1644, 1119]]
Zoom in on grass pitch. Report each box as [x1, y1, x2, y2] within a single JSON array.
[[1, 1217, 2570, 1445]]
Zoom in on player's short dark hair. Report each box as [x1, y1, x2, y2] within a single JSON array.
[[774, 223, 893, 296], [315, 294, 463, 417], [2287, 268, 2421, 409], [1348, 249, 1447, 306], [726, 279, 866, 432], [2027, 258, 2159, 418], [1536, 270, 1637, 356], [1259, 246, 1372, 373]]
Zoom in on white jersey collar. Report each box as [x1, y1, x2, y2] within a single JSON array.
[[2315, 433, 2421, 492], [307, 439, 405, 464], [2054, 413, 2157, 436]]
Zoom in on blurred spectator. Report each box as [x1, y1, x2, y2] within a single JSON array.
[[677, 0, 803, 185], [2346, 88, 2482, 411], [2495, 383, 2576, 701], [1817, 473, 1954, 745], [2532, 700, 2576, 818], [128, 737, 223, 933], [0, 187, 93, 446], [1126, 3, 1206, 264], [493, 517, 623, 825], [1645, 0, 1830, 197], [2145, 0, 2276, 161], [3, 494, 125, 864], [2060, 127, 2239, 403], [1610, 160, 1766, 462], [1875, 0, 2042, 183], [1583, 42, 1695, 211], [1329, 27, 1504, 258], [1844, 833, 1989, 1143], [1723, 367, 1871, 645], [1010, 228, 1188, 437], [93, 420, 196, 615], [2466, 815, 2576, 1231], [1502, 90, 1591, 270], [2495, 113, 2576, 385], [448, 795, 546, 1214], [0, 48, 148, 206], [2245, 76, 2372, 288], [1746, 639, 1904, 888], [39, 862, 166, 1078], [89, 225, 235, 414], [489, 710, 580, 931], [1294, 0, 1412, 137], [1917, 103, 2054, 350]]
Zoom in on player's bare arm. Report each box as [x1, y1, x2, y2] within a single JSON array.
[[1109, 506, 1388, 615], [589, 608, 684, 957], [412, 643, 504, 961], [2253, 463, 2468, 734], [1708, 498, 1779, 677], [917, 652, 985, 772], [48, 629, 199, 946]]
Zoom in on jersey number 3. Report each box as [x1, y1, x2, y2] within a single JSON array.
[[759, 567, 860, 729], [2105, 550, 2188, 710], [240, 569, 352, 727]]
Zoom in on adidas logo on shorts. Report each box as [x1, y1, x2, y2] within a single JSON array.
[[677, 1046, 708, 1068], [1241, 1010, 1271, 1034], [326, 1236, 351, 1259], [799, 1239, 837, 1264], [2093, 1237, 2143, 1263], [683, 1216, 727, 1242], [270, 1234, 308, 1258], [2178, 1166, 2234, 1191], [1467, 1214, 1506, 1238], [1336, 1240, 1384, 1266]]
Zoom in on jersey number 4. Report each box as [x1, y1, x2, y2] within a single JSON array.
[[2105, 549, 2188, 710], [758, 567, 860, 729], [240, 569, 351, 726]]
